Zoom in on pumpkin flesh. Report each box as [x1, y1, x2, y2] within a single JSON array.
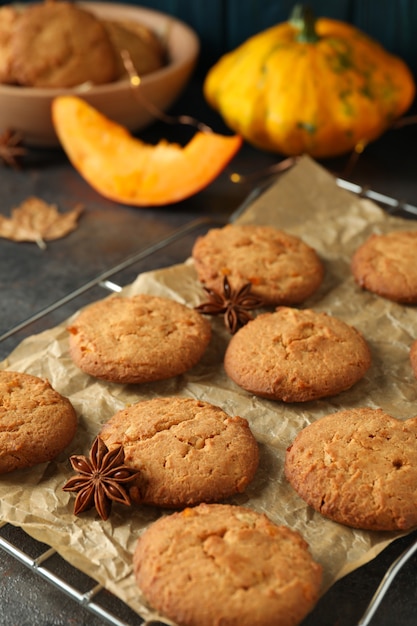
[[51, 95, 242, 206], [204, 14, 416, 158]]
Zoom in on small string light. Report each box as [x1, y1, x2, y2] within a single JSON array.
[[121, 49, 212, 133], [230, 156, 298, 184]]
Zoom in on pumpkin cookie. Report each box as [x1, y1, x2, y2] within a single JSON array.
[[192, 224, 324, 306], [103, 19, 165, 79], [9, 1, 118, 87], [285, 407, 417, 531], [0, 5, 20, 83], [133, 503, 322, 626], [0, 370, 77, 474], [99, 396, 259, 507], [351, 230, 417, 303], [224, 307, 371, 402], [68, 294, 211, 384]]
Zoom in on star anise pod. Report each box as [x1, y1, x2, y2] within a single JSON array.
[[195, 275, 264, 334], [63, 436, 140, 521], [0, 128, 27, 168]]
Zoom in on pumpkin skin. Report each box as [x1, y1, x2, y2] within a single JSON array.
[[51, 96, 242, 206], [204, 7, 416, 158]]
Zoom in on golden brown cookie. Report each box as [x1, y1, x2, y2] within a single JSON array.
[[224, 307, 371, 402], [134, 503, 322, 626], [103, 19, 165, 79], [192, 224, 324, 306], [351, 230, 417, 303], [99, 396, 259, 507], [68, 294, 211, 384], [0, 370, 77, 474], [285, 407, 417, 531], [9, 2, 118, 87], [0, 5, 20, 83]]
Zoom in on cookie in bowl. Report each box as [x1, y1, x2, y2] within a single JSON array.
[[102, 18, 166, 79], [0, 4, 19, 83], [2, 1, 120, 88], [0, 2, 199, 145]]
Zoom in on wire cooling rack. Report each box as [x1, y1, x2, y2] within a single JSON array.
[[0, 275, 164, 626], [0, 520, 150, 626], [335, 177, 417, 218], [1, 179, 417, 626], [230, 173, 417, 221], [0, 221, 217, 626]]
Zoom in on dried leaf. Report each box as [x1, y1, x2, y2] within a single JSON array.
[[0, 196, 83, 248], [0, 128, 27, 168]]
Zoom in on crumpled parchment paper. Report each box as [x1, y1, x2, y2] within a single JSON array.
[[1, 155, 417, 623]]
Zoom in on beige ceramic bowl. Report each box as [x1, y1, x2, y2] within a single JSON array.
[[0, 1, 200, 146]]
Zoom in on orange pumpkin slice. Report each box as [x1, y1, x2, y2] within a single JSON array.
[[51, 95, 242, 206]]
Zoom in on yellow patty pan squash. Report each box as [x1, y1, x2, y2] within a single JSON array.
[[204, 5, 416, 158]]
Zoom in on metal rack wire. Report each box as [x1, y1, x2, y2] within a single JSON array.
[[0, 223, 215, 626], [335, 177, 417, 218], [0, 521, 142, 626], [356, 536, 417, 626]]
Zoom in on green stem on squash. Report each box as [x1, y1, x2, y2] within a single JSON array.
[[290, 4, 320, 43]]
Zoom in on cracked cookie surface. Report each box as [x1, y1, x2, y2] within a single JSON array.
[[68, 294, 211, 384], [192, 223, 324, 306], [224, 307, 371, 402], [285, 407, 417, 531], [99, 397, 259, 507], [133, 502, 322, 626], [0, 370, 77, 473], [351, 230, 417, 303]]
